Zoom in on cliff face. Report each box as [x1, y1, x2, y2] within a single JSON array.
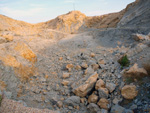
[[117, 0, 150, 28]]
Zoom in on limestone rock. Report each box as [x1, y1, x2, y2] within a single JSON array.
[[98, 59, 105, 65], [121, 85, 138, 100], [73, 72, 98, 97], [87, 103, 101, 113], [81, 62, 88, 69], [95, 79, 105, 90], [106, 82, 116, 93], [97, 98, 110, 110], [90, 53, 95, 57], [125, 63, 148, 77], [88, 94, 98, 104], [57, 101, 63, 108], [84, 66, 94, 75], [98, 88, 109, 98], [64, 96, 80, 107], [62, 72, 70, 79], [91, 64, 99, 71], [61, 80, 69, 86], [66, 64, 74, 72]]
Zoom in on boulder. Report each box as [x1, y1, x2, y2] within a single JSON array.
[[121, 85, 138, 100], [87, 103, 101, 113], [88, 94, 98, 104], [73, 72, 98, 97], [97, 98, 110, 110], [106, 82, 116, 93], [64, 96, 80, 107], [98, 88, 109, 99], [95, 79, 105, 90], [125, 63, 148, 77]]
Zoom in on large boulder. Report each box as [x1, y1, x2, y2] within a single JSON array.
[[121, 85, 138, 100], [72, 72, 98, 97], [124, 63, 148, 78]]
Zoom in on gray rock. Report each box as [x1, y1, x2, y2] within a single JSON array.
[[98, 88, 108, 98], [87, 103, 101, 113], [111, 104, 125, 113], [64, 96, 80, 107], [106, 82, 116, 93]]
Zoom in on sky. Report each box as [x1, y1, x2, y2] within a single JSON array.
[[0, 0, 135, 23]]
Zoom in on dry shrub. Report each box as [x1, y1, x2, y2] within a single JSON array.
[[15, 64, 36, 82], [14, 43, 37, 63], [2, 55, 20, 68]]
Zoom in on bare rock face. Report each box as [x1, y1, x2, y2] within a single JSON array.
[[88, 94, 98, 104], [121, 85, 138, 100], [72, 72, 98, 97], [95, 79, 105, 90], [97, 98, 110, 110], [117, 0, 150, 28]]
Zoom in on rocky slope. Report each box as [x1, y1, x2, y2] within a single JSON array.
[[0, 0, 150, 113]]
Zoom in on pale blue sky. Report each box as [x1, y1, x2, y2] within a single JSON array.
[[0, 0, 135, 23]]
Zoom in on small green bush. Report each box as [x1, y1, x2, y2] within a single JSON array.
[[118, 55, 130, 68]]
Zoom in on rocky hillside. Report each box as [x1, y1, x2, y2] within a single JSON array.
[[0, 0, 150, 113]]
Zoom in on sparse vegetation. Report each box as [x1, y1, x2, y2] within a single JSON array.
[[118, 55, 130, 68]]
